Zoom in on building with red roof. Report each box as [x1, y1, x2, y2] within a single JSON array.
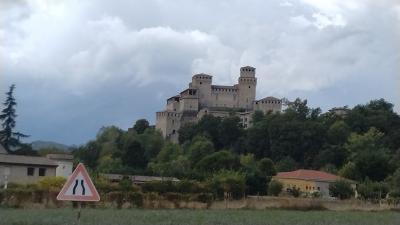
[[273, 169, 356, 197]]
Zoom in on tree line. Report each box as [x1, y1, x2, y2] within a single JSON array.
[[1, 84, 400, 198], [72, 98, 400, 198]]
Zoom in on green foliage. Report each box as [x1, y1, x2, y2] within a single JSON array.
[[127, 192, 144, 207], [290, 187, 302, 198], [187, 136, 214, 164], [268, 180, 283, 196], [357, 179, 389, 200], [132, 119, 150, 134], [37, 176, 66, 192], [338, 162, 360, 181], [258, 158, 277, 177], [276, 157, 297, 172], [0, 84, 29, 151], [329, 180, 354, 200], [207, 170, 246, 199], [195, 150, 239, 174], [251, 110, 264, 124]]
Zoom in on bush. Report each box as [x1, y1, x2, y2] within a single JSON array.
[[190, 193, 214, 204], [127, 192, 143, 207], [268, 180, 283, 196], [37, 176, 66, 192], [207, 170, 246, 200], [141, 181, 177, 193], [357, 180, 389, 200], [329, 180, 354, 200], [291, 187, 301, 198], [175, 180, 207, 194], [107, 191, 124, 208]]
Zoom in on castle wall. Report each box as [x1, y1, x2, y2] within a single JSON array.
[[210, 86, 238, 108], [155, 66, 282, 143], [254, 99, 282, 114], [179, 97, 199, 112]]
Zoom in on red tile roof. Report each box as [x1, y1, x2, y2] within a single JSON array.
[[274, 169, 344, 182]]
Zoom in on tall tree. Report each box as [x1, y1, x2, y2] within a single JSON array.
[[0, 84, 29, 152]]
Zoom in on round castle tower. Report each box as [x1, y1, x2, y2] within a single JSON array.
[[238, 66, 257, 110]]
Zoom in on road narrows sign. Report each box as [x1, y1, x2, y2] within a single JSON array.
[[57, 163, 100, 201]]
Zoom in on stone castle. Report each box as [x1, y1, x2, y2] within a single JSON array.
[[156, 66, 282, 142]]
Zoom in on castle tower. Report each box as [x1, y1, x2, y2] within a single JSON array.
[[237, 66, 257, 110], [190, 73, 212, 108]]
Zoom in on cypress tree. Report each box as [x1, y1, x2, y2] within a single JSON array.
[[0, 84, 29, 152]]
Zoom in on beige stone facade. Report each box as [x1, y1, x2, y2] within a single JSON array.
[[156, 66, 282, 142]]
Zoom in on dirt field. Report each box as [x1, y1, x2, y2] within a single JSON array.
[[0, 208, 399, 225]]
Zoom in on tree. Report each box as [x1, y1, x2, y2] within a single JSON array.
[[132, 119, 150, 134], [276, 157, 297, 172], [329, 180, 354, 200], [389, 168, 400, 197], [0, 84, 29, 152], [121, 139, 147, 169], [357, 179, 389, 200], [251, 110, 264, 124], [195, 150, 239, 173], [345, 128, 391, 181], [187, 136, 215, 164], [268, 180, 283, 196], [258, 158, 277, 177]]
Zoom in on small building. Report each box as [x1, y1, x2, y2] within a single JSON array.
[[0, 150, 58, 186], [273, 169, 356, 197], [46, 154, 73, 178]]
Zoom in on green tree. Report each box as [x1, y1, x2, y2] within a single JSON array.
[[208, 170, 246, 199], [258, 158, 277, 177], [218, 116, 244, 149], [357, 179, 389, 200], [0, 84, 29, 151], [251, 110, 264, 124], [327, 121, 351, 145], [187, 136, 214, 164], [268, 180, 283, 196], [329, 180, 354, 200], [132, 119, 150, 134], [338, 162, 360, 181], [346, 128, 391, 181], [276, 157, 297, 172], [195, 150, 239, 173]]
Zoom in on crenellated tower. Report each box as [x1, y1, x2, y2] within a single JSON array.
[[237, 66, 257, 110]]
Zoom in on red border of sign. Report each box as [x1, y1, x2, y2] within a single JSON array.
[[57, 163, 100, 201]]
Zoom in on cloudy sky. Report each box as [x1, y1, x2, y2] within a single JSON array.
[[1, 0, 399, 145]]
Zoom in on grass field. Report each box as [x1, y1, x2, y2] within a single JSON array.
[[0, 209, 399, 225]]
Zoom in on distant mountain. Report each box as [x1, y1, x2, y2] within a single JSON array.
[[31, 141, 72, 151]]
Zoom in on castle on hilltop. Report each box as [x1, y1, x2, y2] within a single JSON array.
[[156, 66, 282, 142]]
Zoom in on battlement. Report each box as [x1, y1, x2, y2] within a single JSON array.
[[240, 66, 256, 77]]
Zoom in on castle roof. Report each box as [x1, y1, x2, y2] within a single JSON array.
[[255, 96, 280, 102]]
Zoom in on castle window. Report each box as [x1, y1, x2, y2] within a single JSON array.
[[249, 86, 251, 88], [200, 82, 202, 85], [172, 130, 176, 134], [172, 119, 174, 124]]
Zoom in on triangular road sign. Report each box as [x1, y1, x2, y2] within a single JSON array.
[[57, 163, 100, 202]]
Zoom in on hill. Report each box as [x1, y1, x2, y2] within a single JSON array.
[[31, 141, 71, 151]]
